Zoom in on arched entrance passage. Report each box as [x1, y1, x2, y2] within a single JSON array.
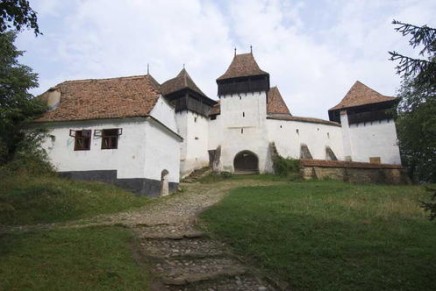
[[233, 150, 259, 173]]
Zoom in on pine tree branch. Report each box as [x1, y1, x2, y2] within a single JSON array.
[[392, 20, 436, 56]]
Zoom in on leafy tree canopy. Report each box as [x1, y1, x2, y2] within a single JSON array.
[[0, 31, 46, 163], [0, 0, 40, 35]]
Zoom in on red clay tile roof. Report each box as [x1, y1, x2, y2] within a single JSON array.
[[267, 114, 340, 127], [267, 86, 290, 115], [329, 81, 396, 111], [161, 68, 206, 96], [217, 53, 268, 80], [36, 74, 161, 122]]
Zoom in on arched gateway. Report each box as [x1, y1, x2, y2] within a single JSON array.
[[233, 151, 259, 173]]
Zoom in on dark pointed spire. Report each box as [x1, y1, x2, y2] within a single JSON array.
[[234, 47, 237, 56], [250, 45, 253, 54]]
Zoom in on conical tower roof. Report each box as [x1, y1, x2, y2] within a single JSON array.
[[329, 81, 396, 111], [161, 68, 206, 96], [217, 53, 268, 81]]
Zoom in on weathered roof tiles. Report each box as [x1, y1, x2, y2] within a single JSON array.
[[37, 74, 161, 122], [217, 53, 268, 81], [161, 68, 206, 96], [329, 80, 396, 111], [267, 86, 291, 115]]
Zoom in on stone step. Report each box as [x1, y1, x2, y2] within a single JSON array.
[[153, 257, 247, 286], [134, 224, 207, 240], [166, 275, 276, 291], [140, 237, 228, 258]]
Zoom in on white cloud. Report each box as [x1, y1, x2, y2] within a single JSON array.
[[16, 0, 436, 119]]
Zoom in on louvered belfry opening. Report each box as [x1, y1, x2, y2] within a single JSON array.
[[234, 150, 259, 173]]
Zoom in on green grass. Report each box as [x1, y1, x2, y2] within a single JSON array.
[[198, 172, 293, 183], [200, 180, 436, 290], [0, 175, 149, 225], [0, 227, 148, 290]]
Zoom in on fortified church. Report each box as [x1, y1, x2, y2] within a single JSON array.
[[37, 51, 402, 196]]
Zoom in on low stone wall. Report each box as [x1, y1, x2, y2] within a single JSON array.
[[300, 160, 409, 184]]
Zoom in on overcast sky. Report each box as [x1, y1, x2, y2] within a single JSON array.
[[16, 0, 435, 119]]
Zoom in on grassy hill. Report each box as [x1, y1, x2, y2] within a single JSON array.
[[0, 170, 150, 290], [200, 180, 436, 290], [0, 175, 148, 225]]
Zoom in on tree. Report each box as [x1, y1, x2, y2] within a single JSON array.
[[0, 31, 46, 164], [389, 20, 436, 183], [0, 0, 40, 35], [390, 20, 436, 220]]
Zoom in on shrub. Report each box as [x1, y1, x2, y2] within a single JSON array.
[[220, 171, 233, 179], [273, 155, 300, 177]]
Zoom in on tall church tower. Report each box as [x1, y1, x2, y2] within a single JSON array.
[[213, 51, 272, 173]]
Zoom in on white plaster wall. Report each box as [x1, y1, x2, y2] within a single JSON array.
[[346, 119, 401, 164], [42, 116, 182, 182], [150, 96, 178, 133], [340, 112, 353, 160], [143, 119, 181, 183], [218, 92, 271, 173], [208, 115, 222, 150], [267, 119, 344, 160], [41, 119, 148, 179], [182, 112, 209, 176]]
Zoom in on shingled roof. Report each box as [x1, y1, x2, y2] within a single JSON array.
[[267, 86, 291, 115], [329, 81, 396, 111], [161, 68, 206, 96], [37, 74, 161, 122], [217, 53, 268, 80]]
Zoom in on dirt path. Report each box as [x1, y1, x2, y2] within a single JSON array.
[[130, 179, 284, 290], [1, 179, 286, 290]]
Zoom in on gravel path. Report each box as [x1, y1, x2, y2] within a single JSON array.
[[1, 179, 288, 290]]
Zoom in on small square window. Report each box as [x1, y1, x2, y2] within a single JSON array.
[[70, 129, 91, 151], [101, 128, 121, 149]]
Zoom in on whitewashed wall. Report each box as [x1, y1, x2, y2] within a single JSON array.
[[42, 117, 181, 183], [342, 116, 401, 164], [143, 119, 180, 183], [208, 115, 222, 150], [42, 118, 148, 179], [217, 92, 271, 173], [184, 112, 209, 176], [176, 111, 210, 177], [175, 112, 188, 165], [150, 97, 178, 133], [267, 119, 344, 160]]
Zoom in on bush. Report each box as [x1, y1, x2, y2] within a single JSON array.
[[273, 156, 299, 177], [0, 130, 55, 178], [220, 171, 233, 179]]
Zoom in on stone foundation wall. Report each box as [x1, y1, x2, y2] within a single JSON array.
[[300, 160, 409, 184]]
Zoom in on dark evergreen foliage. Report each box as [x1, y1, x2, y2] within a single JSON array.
[[390, 20, 436, 220], [390, 20, 436, 183]]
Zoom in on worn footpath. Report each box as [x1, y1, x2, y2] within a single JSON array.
[[1, 179, 287, 290]]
